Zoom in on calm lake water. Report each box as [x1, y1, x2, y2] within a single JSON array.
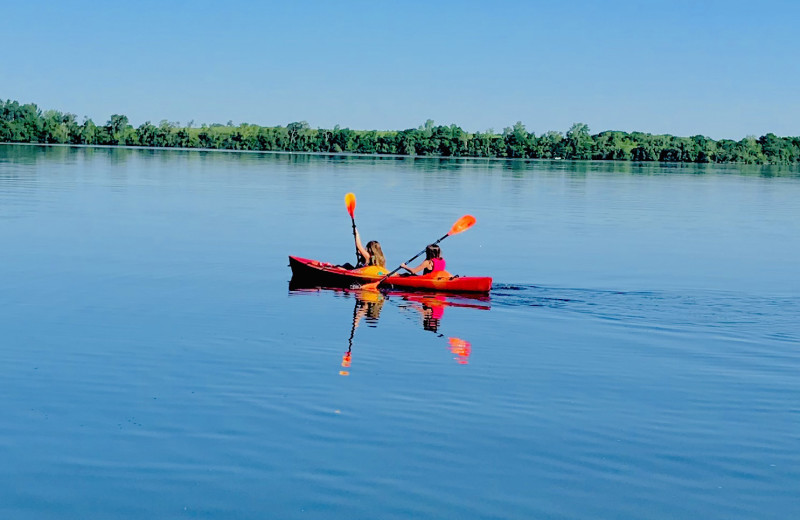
[[1, 144, 799, 519]]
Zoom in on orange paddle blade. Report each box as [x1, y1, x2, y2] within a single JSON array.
[[448, 215, 476, 236], [345, 193, 356, 218], [360, 281, 380, 291]]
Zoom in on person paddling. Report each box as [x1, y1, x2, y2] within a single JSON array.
[[400, 244, 445, 275]]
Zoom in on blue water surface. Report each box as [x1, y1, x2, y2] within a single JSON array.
[[1, 145, 798, 519]]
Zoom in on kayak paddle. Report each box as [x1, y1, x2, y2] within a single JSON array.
[[345, 192, 360, 264], [361, 215, 477, 290]]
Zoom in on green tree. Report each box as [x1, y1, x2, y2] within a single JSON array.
[[535, 131, 564, 159], [1, 101, 42, 141], [565, 122, 593, 159], [593, 131, 634, 160], [3, 97, 800, 165], [287, 121, 310, 151], [105, 114, 130, 145], [80, 118, 98, 144], [759, 133, 795, 164], [396, 129, 417, 156], [736, 136, 765, 164], [137, 122, 158, 146], [503, 121, 531, 158], [42, 110, 69, 143]]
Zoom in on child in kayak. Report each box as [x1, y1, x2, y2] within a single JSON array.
[[354, 228, 386, 268], [400, 244, 445, 275], [339, 227, 385, 272]]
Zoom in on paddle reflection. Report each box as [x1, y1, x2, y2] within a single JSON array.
[[448, 337, 472, 365], [341, 289, 385, 376], [288, 282, 489, 373]]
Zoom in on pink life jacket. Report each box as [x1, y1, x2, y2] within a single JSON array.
[[427, 257, 446, 273]]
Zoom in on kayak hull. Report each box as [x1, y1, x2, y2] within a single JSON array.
[[289, 256, 492, 293]]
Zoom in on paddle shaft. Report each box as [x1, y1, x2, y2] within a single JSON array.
[[372, 232, 449, 284], [347, 295, 358, 349], [350, 217, 361, 263]]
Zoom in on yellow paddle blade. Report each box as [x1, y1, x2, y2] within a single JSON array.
[[448, 215, 476, 236], [345, 193, 356, 218]]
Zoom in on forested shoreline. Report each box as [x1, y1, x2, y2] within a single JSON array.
[[2, 99, 799, 164]]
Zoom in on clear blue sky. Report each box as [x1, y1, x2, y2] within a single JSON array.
[[2, 0, 798, 139]]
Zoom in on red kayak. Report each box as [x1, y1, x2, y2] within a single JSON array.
[[289, 256, 492, 293]]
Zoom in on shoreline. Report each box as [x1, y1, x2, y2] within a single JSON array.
[[2, 142, 791, 168], [0, 141, 586, 163]]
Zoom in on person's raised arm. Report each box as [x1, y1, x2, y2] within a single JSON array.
[[355, 229, 370, 264], [352, 301, 368, 330]]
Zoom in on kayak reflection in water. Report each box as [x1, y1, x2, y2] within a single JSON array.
[[287, 283, 486, 372], [399, 294, 447, 333], [395, 294, 474, 364], [343, 290, 483, 371]]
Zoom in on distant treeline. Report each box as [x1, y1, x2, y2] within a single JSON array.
[[2, 99, 799, 164]]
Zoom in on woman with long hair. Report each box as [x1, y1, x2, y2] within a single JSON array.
[[354, 228, 385, 268]]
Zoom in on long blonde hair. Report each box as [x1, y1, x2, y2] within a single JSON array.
[[366, 240, 385, 267]]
